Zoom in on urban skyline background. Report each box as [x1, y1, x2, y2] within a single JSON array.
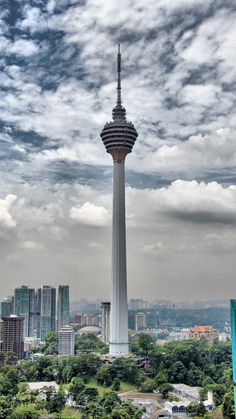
[[1, 1, 236, 300]]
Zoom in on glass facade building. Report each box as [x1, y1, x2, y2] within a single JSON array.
[[38, 286, 56, 342], [57, 285, 70, 331], [14, 286, 36, 337]]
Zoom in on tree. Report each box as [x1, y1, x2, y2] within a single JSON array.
[[75, 333, 108, 354], [135, 334, 156, 360], [110, 358, 140, 384], [111, 400, 145, 419], [186, 363, 204, 386], [43, 331, 58, 355], [83, 401, 104, 419], [170, 361, 187, 383], [99, 391, 121, 414], [111, 378, 121, 391], [222, 387, 234, 418], [159, 383, 173, 398], [0, 373, 13, 396], [154, 371, 168, 386], [9, 404, 42, 419], [140, 378, 156, 393], [69, 377, 86, 401], [76, 387, 99, 406], [96, 364, 114, 386], [187, 402, 206, 416], [46, 389, 66, 413], [0, 396, 12, 418]]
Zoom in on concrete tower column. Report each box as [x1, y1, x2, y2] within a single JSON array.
[[109, 158, 128, 355]]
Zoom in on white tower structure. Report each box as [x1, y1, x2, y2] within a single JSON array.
[[100, 45, 138, 356]]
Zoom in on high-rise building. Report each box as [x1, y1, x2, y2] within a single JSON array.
[[58, 325, 75, 356], [57, 285, 70, 331], [230, 299, 236, 411], [135, 313, 147, 331], [38, 286, 56, 342], [101, 302, 111, 344], [100, 45, 138, 356], [1, 296, 14, 318], [2, 315, 24, 359], [14, 286, 36, 337], [129, 299, 147, 311]]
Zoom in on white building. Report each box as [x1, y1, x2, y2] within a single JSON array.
[[164, 401, 190, 415], [203, 391, 215, 412], [58, 325, 74, 356]]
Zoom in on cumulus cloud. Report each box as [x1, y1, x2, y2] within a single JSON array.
[[138, 127, 236, 175], [70, 202, 110, 226], [127, 180, 236, 225], [0, 195, 17, 228]]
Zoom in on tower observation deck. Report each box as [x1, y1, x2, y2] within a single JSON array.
[[100, 45, 138, 356], [100, 44, 138, 161]]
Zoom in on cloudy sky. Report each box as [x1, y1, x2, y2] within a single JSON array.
[[1, 0, 236, 301]]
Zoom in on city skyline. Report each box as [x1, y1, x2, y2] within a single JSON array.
[[1, 1, 236, 301]]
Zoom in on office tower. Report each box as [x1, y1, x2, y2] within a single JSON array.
[[2, 315, 24, 359], [129, 299, 146, 311], [101, 302, 111, 344], [14, 286, 36, 337], [38, 286, 56, 342], [28, 288, 37, 338], [58, 325, 75, 356], [57, 285, 70, 331], [35, 288, 41, 339], [0, 319, 3, 347], [100, 45, 138, 356], [230, 299, 236, 412], [1, 296, 14, 318]]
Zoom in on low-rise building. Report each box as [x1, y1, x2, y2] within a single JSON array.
[[189, 325, 219, 343], [164, 401, 190, 415], [172, 383, 200, 401]]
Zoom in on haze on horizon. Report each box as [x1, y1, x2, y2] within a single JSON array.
[[1, 0, 236, 302]]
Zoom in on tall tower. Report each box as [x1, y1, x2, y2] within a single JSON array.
[[100, 45, 138, 356], [230, 299, 236, 415], [57, 285, 70, 331], [14, 286, 36, 338], [38, 286, 56, 342]]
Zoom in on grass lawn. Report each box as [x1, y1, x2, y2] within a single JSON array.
[[87, 377, 137, 395]]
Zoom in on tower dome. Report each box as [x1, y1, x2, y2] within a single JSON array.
[[100, 44, 138, 161]]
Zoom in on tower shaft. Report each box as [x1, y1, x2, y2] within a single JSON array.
[[109, 160, 128, 356]]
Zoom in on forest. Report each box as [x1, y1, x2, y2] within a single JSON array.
[[0, 333, 233, 418]]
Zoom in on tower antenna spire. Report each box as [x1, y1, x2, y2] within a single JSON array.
[[117, 43, 122, 107]]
